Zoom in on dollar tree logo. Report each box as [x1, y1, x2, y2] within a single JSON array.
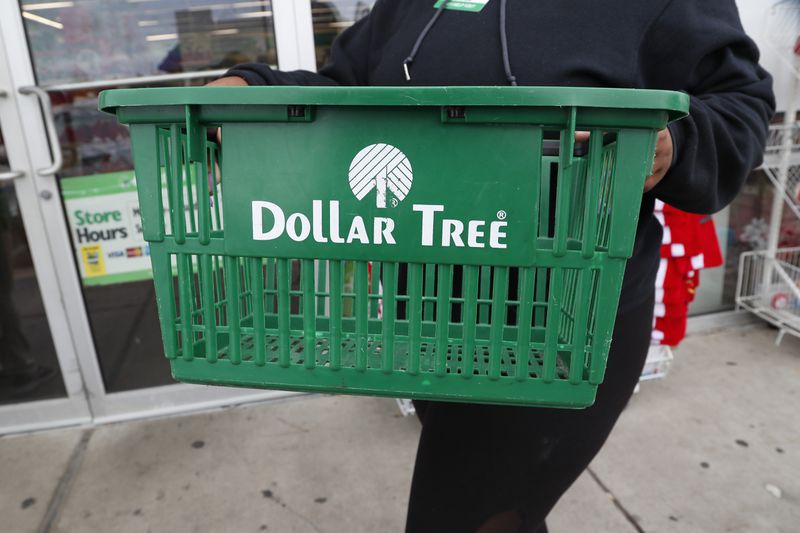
[[348, 144, 412, 208]]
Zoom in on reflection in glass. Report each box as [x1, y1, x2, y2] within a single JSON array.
[[20, 0, 277, 86], [0, 131, 66, 404], [313, 0, 374, 68]]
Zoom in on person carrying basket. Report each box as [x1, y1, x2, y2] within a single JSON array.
[[207, 1, 774, 531]]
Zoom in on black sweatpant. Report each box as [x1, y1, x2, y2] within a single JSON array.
[[405, 295, 655, 533]]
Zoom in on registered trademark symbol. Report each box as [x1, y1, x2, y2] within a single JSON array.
[[496, 210, 507, 220], [391, 198, 399, 208]]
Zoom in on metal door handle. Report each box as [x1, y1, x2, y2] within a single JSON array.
[[18, 86, 63, 176], [0, 170, 25, 182], [0, 90, 26, 181]]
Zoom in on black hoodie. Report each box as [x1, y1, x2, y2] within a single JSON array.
[[226, 0, 774, 312]]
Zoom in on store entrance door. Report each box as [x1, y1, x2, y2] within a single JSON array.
[[0, 19, 92, 434], [0, 1, 324, 433]]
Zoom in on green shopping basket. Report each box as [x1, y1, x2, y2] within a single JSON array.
[[100, 86, 688, 408]]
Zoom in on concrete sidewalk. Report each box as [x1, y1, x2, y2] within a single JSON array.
[[2, 325, 798, 533]]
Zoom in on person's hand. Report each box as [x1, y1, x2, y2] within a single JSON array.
[[575, 129, 673, 192], [645, 128, 673, 192], [205, 76, 249, 143], [205, 76, 248, 88]]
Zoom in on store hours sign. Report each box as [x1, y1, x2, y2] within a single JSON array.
[[61, 171, 151, 286], [62, 170, 214, 286]]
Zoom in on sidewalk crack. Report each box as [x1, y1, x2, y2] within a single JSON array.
[[587, 467, 645, 533], [37, 428, 94, 533]]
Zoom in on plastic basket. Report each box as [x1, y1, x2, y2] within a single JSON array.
[[100, 86, 688, 408]]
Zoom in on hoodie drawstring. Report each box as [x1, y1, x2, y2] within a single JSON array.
[[499, 0, 517, 86], [403, 1, 449, 81], [403, 0, 517, 86]]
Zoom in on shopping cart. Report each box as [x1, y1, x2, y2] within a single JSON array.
[[100, 86, 688, 407]]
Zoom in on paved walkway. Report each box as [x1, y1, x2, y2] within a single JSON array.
[[2, 325, 798, 532]]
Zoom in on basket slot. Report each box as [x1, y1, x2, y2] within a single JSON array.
[[567, 268, 591, 384], [488, 267, 509, 380], [328, 260, 342, 369], [423, 263, 436, 321], [542, 267, 564, 382], [301, 259, 316, 369], [595, 147, 615, 250], [559, 268, 579, 344], [539, 157, 554, 241], [407, 263, 423, 375], [209, 141, 223, 233], [515, 267, 535, 381], [461, 265, 479, 378], [435, 264, 453, 377], [369, 261, 381, 318], [277, 258, 291, 367], [553, 121, 576, 257], [184, 147, 197, 237], [317, 260, 328, 313], [193, 137, 211, 245], [478, 265, 491, 324], [581, 130, 604, 257], [177, 253, 194, 361], [248, 257, 266, 366], [166, 125, 186, 244], [200, 254, 218, 362], [224, 256, 242, 364], [263, 258, 275, 314], [382, 262, 398, 373], [355, 261, 369, 371], [529, 128, 544, 250]]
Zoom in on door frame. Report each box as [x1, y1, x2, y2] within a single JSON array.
[[0, 8, 92, 434], [0, 0, 316, 434]]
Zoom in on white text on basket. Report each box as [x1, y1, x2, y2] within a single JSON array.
[[251, 200, 507, 249]]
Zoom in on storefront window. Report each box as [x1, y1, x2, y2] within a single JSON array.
[[312, 0, 374, 68], [20, 0, 277, 86]]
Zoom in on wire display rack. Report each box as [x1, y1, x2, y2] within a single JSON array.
[[737, 248, 800, 344]]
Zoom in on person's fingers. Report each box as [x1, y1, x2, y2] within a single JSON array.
[[574, 130, 591, 142], [205, 76, 248, 87], [643, 128, 673, 192]]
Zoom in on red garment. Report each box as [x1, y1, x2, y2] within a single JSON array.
[[652, 201, 722, 346]]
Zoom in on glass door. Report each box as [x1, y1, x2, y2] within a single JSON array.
[[0, 18, 91, 433], [0, 0, 315, 427]]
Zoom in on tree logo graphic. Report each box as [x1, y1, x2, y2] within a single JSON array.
[[348, 144, 412, 208]]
